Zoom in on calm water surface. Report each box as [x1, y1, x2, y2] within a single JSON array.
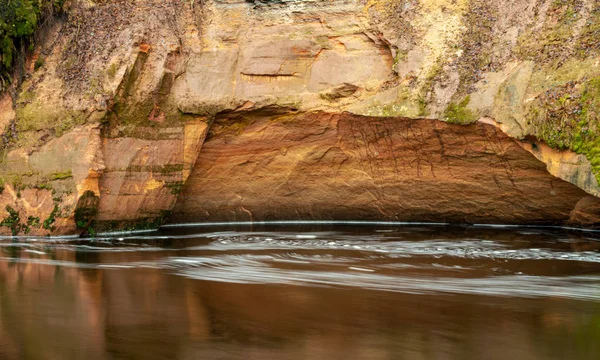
[[1, 223, 600, 359]]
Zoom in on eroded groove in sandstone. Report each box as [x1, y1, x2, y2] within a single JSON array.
[[170, 111, 600, 227]]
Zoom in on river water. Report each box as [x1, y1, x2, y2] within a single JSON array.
[[1, 223, 600, 359]]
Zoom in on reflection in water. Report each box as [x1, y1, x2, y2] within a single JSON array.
[[1, 224, 600, 359]]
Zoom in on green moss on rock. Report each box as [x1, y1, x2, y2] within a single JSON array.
[[444, 96, 477, 124], [43, 203, 60, 230], [0, 205, 21, 236], [27, 215, 40, 228], [50, 170, 72, 180], [526, 76, 600, 183], [15, 98, 85, 139], [0, 1, 65, 90]]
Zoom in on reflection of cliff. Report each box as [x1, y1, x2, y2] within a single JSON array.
[[1, 255, 600, 359], [0, 258, 106, 359]]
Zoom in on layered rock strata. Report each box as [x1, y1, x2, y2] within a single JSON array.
[[171, 111, 600, 226], [1, 0, 600, 234]]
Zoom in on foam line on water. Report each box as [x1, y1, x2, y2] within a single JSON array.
[[161, 220, 451, 228], [168, 255, 600, 300], [90, 228, 159, 237], [3, 221, 599, 241], [161, 220, 600, 234], [0, 228, 158, 241]]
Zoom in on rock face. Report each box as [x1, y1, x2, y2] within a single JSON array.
[[0, 119, 208, 235], [1, 0, 600, 234], [171, 111, 600, 226], [168, 0, 399, 118]]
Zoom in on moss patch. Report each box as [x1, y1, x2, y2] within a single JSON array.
[[444, 96, 477, 124], [50, 170, 72, 180], [15, 98, 85, 139], [0, 204, 43, 235], [43, 203, 60, 230], [526, 76, 600, 182], [27, 215, 40, 229], [0, 205, 21, 236], [527, 57, 600, 95], [34, 56, 44, 71], [107, 62, 118, 79], [0, 1, 64, 91]]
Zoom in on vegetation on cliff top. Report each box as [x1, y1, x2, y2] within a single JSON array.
[[0, 0, 64, 91]]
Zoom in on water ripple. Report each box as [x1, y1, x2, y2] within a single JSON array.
[[1, 225, 600, 300]]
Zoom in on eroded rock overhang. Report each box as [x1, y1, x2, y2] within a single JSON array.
[[169, 110, 600, 227]]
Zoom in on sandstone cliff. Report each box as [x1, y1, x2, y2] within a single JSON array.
[[1, 0, 599, 235]]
